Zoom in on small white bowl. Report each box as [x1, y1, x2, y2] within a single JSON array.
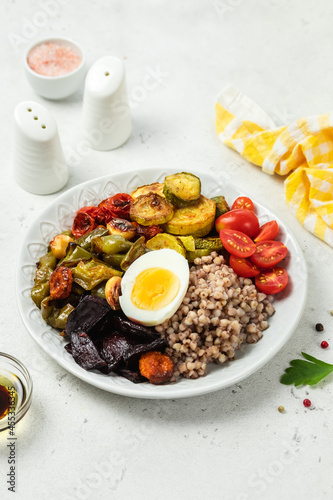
[[24, 37, 86, 100]]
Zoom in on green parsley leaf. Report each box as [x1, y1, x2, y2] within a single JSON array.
[[280, 352, 333, 386]]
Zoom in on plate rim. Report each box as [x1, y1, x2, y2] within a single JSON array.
[[16, 167, 308, 399]]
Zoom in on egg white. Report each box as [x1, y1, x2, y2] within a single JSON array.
[[119, 249, 190, 326]]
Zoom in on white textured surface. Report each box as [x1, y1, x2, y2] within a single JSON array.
[[1, 1, 333, 499]]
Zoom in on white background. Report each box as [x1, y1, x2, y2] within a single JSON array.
[[1, 1, 333, 499]]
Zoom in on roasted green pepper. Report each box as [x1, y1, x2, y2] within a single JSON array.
[[121, 236, 146, 271], [41, 296, 75, 330], [31, 282, 50, 308], [101, 253, 124, 269], [58, 244, 92, 267], [91, 235, 133, 255], [76, 227, 109, 250], [72, 258, 122, 290]]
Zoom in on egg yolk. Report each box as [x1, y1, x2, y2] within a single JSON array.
[[131, 267, 180, 311]]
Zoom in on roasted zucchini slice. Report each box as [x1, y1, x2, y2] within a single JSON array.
[[186, 249, 212, 262], [163, 195, 216, 237], [194, 237, 223, 250], [211, 196, 230, 218], [130, 193, 174, 226], [163, 172, 201, 207], [146, 233, 186, 257], [131, 182, 165, 199], [178, 236, 195, 252]]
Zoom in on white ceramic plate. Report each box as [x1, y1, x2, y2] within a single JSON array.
[[17, 168, 307, 399]]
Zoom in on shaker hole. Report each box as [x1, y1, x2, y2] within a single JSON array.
[[105, 72, 109, 76], [41, 125, 46, 129], [34, 116, 38, 120], [27, 108, 32, 112]]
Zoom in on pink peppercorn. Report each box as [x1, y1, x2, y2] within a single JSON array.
[[303, 399, 311, 408], [321, 341, 329, 349]]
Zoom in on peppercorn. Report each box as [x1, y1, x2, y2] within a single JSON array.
[[303, 399, 311, 408], [321, 341, 329, 349], [315, 323, 324, 332], [278, 405, 285, 413]]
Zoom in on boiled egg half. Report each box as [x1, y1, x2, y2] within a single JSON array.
[[119, 249, 189, 326]]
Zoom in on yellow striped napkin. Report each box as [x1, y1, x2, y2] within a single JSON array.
[[215, 84, 333, 247]]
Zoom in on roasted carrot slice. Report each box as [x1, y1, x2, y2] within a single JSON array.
[[139, 351, 174, 384], [49, 266, 73, 300]]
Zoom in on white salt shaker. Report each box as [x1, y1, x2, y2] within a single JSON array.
[[80, 56, 132, 150], [13, 101, 68, 195]]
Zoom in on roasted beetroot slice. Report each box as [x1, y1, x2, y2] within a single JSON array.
[[65, 295, 111, 336], [115, 368, 147, 384], [70, 331, 107, 371], [110, 315, 159, 340], [124, 337, 168, 370], [65, 342, 72, 354], [99, 332, 137, 372]]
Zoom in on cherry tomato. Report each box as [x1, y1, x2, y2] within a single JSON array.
[[72, 212, 96, 238], [255, 267, 288, 294], [133, 222, 163, 241], [231, 196, 255, 211], [229, 255, 260, 278], [99, 193, 133, 220], [254, 220, 279, 243], [219, 229, 256, 258], [250, 240, 288, 269], [215, 209, 259, 238]]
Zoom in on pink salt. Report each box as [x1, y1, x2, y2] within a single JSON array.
[[27, 42, 81, 77]]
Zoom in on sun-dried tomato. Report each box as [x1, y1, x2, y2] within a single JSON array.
[[132, 222, 162, 241], [98, 193, 133, 220], [139, 351, 174, 384], [72, 212, 96, 238], [49, 266, 73, 300]]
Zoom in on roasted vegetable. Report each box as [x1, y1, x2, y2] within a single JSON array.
[[76, 226, 109, 250], [33, 251, 57, 288], [101, 253, 124, 269], [90, 283, 106, 299], [163, 172, 201, 207], [139, 351, 174, 384], [91, 234, 133, 255], [105, 276, 122, 310], [41, 297, 75, 330], [50, 234, 74, 259], [72, 259, 122, 290], [186, 249, 212, 262], [130, 193, 174, 226], [31, 282, 50, 308], [69, 331, 107, 371], [133, 222, 163, 241], [131, 182, 165, 199], [163, 195, 216, 237], [49, 266, 73, 300], [58, 244, 92, 267], [72, 212, 96, 238], [120, 236, 146, 271], [211, 195, 230, 218], [146, 233, 186, 257], [194, 237, 223, 251], [98, 193, 133, 220], [178, 236, 195, 252], [106, 218, 136, 240], [64, 295, 111, 337]]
